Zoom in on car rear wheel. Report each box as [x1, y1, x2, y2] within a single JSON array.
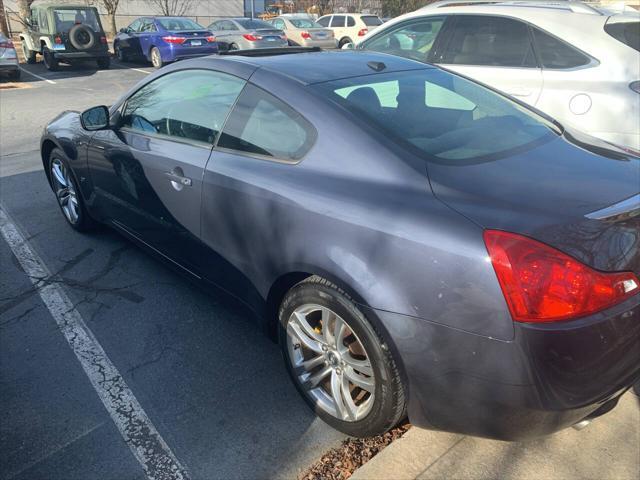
[[48, 149, 96, 232], [150, 47, 163, 68], [115, 44, 127, 62], [97, 57, 110, 69], [42, 47, 59, 71], [279, 276, 406, 437], [339, 37, 353, 48], [228, 43, 239, 51], [22, 42, 36, 64]]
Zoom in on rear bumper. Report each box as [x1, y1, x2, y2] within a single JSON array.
[[0, 60, 19, 70], [53, 50, 109, 60], [365, 293, 640, 440], [164, 44, 218, 61], [301, 38, 338, 49]]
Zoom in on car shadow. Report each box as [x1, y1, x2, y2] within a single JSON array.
[[17, 58, 151, 83]]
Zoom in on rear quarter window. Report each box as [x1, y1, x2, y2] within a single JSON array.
[[361, 16, 383, 27], [604, 22, 640, 52], [532, 27, 592, 69], [217, 84, 316, 162]]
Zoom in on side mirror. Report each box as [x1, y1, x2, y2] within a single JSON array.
[[341, 42, 354, 50], [80, 105, 110, 131], [119, 27, 128, 33]]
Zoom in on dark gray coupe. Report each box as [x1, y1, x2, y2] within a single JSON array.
[[41, 49, 640, 440]]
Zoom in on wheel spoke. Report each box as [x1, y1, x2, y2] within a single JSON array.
[[301, 354, 325, 371], [322, 308, 337, 346], [287, 320, 324, 354], [334, 315, 346, 347], [52, 162, 67, 187], [340, 374, 358, 420], [302, 365, 331, 390], [345, 366, 375, 393], [331, 371, 348, 420], [343, 354, 373, 377]]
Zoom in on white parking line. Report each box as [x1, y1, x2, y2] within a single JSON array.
[[130, 67, 152, 74], [18, 66, 56, 84], [0, 205, 190, 480]]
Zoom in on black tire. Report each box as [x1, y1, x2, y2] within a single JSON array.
[[228, 43, 239, 51], [97, 56, 110, 69], [114, 43, 127, 62], [69, 24, 97, 50], [42, 47, 59, 71], [339, 37, 353, 48], [278, 276, 406, 437], [150, 46, 163, 68], [48, 148, 97, 232], [22, 41, 36, 64]]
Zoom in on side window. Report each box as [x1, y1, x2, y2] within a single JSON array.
[[218, 84, 316, 162], [122, 70, 246, 145], [226, 21, 239, 31], [141, 19, 157, 32], [363, 17, 446, 63], [30, 8, 39, 29], [347, 16, 356, 27], [331, 16, 346, 28], [275, 19, 285, 30], [442, 16, 536, 68], [317, 16, 331, 27], [128, 19, 142, 32], [39, 9, 49, 33], [532, 27, 592, 69]]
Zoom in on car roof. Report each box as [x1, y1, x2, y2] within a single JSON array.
[[213, 50, 433, 85], [31, 1, 94, 9]]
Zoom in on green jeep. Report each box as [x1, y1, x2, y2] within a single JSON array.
[[19, 1, 110, 71]]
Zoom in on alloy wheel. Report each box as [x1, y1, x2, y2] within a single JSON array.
[[286, 304, 375, 422], [151, 48, 162, 68], [50, 158, 80, 225]]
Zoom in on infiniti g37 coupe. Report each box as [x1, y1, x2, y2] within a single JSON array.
[[40, 49, 640, 440]]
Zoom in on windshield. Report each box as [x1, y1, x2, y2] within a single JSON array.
[[236, 19, 274, 30], [604, 22, 640, 52], [157, 18, 204, 31], [290, 18, 322, 28], [361, 16, 382, 26], [314, 69, 558, 162], [52, 8, 100, 32]]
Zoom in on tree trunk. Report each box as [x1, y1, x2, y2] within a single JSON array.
[[17, 0, 32, 23], [108, 11, 117, 38], [0, 0, 10, 37]]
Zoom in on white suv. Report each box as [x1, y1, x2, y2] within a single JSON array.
[[356, 1, 640, 150], [317, 13, 383, 48]]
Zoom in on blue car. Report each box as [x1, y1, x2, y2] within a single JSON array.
[[114, 16, 217, 68]]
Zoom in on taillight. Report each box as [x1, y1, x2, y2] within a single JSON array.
[[243, 34, 261, 41], [484, 230, 639, 322], [630, 81, 640, 94], [206, 35, 216, 43], [100, 36, 107, 44], [301, 31, 311, 39], [162, 36, 185, 44], [0, 40, 13, 48], [358, 28, 368, 36], [54, 36, 62, 44]]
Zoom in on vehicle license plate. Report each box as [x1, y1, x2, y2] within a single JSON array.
[[191, 40, 202, 46]]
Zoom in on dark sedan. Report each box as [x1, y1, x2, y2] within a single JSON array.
[[40, 49, 640, 440]]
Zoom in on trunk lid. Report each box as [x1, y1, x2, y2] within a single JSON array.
[[428, 132, 640, 275]]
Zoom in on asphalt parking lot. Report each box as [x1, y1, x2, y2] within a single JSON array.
[[1, 60, 345, 480]]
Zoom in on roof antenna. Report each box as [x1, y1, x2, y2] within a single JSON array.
[[367, 61, 386, 72]]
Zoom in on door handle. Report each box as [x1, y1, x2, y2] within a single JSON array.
[[164, 171, 192, 187]]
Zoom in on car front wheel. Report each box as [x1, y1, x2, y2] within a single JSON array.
[[22, 42, 36, 64], [48, 149, 96, 232], [279, 276, 406, 437]]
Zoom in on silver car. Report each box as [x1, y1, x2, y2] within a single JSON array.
[[0, 34, 20, 81], [208, 18, 288, 51], [268, 16, 337, 49]]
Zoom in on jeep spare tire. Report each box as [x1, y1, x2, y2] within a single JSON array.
[[69, 24, 97, 50]]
